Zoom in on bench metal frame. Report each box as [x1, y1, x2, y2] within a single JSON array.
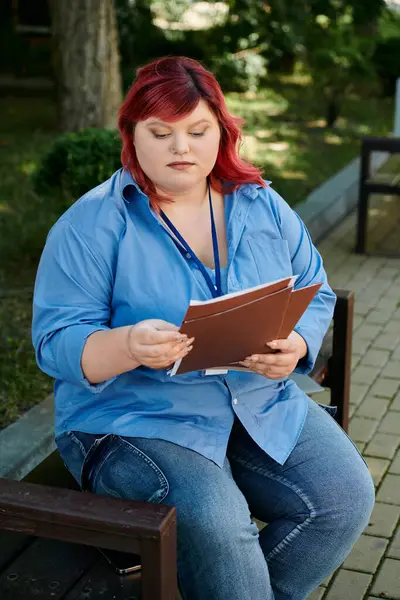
[[355, 136, 400, 255]]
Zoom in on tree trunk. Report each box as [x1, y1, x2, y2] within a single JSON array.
[[49, 0, 123, 132]]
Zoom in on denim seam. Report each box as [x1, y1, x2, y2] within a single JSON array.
[[92, 437, 170, 503], [67, 431, 89, 458], [120, 438, 170, 498], [231, 455, 316, 561]]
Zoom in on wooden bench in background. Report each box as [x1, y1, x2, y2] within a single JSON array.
[[0, 289, 354, 600]]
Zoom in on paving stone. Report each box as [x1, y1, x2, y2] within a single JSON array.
[[378, 267, 400, 280], [367, 310, 393, 326], [389, 449, 400, 474], [383, 322, 400, 338], [353, 337, 370, 356], [393, 344, 400, 361], [353, 315, 365, 330], [364, 433, 399, 459], [348, 417, 379, 443], [352, 355, 361, 372], [361, 349, 391, 369], [369, 378, 400, 399], [364, 456, 390, 487], [376, 474, 400, 505], [355, 441, 366, 454], [387, 527, 400, 560], [350, 383, 370, 406], [376, 297, 400, 311], [349, 404, 356, 419], [391, 393, 400, 411], [381, 361, 400, 380], [378, 411, 400, 434], [324, 569, 372, 600], [352, 365, 381, 386], [342, 534, 388, 573], [365, 502, 400, 538], [354, 324, 382, 341], [370, 558, 400, 599], [357, 396, 390, 420], [372, 333, 400, 352]]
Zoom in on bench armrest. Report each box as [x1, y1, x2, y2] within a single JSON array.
[[0, 477, 177, 600]]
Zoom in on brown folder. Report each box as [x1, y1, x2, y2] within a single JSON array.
[[278, 282, 322, 338], [170, 279, 323, 376], [175, 286, 292, 374], [185, 277, 293, 321]]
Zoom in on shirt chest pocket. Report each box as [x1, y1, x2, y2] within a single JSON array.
[[247, 236, 292, 284]]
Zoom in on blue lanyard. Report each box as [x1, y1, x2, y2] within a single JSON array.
[[160, 180, 222, 298]]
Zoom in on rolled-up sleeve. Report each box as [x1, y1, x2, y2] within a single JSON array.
[[32, 219, 116, 391], [270, 187, 336, 374]]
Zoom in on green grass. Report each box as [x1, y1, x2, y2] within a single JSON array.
[[0, 79, 395, 429]]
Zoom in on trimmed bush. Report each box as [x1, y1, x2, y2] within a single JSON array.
[[32, 128, 122, 198]]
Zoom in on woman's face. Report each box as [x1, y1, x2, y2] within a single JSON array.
[[133, 99, 221, 195]]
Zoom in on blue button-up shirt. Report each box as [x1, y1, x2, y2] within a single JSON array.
[[32, 168, 336, 467]]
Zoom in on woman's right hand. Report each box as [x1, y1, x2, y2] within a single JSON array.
[[127, 319, 194, 370]]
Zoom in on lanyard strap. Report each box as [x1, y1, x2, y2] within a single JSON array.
[[160, 180, 222, 298]]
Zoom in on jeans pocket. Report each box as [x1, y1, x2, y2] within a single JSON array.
[[81, 435, 170, 503]]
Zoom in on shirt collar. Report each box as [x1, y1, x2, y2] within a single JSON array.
[[119, 167, 145, 202], [119, 167, 269, 203]]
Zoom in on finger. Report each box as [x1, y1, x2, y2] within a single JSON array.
[[150, 319, 180, 332], [243, 353, 293, 367], [141, 328, 187, 346], [266, 339, 297, 353], [141, 337, 194, 360], [152, 344, 194, 369]]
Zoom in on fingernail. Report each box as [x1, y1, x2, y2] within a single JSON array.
[[267, 341, 277, 348], [186, 345, 193, 353]]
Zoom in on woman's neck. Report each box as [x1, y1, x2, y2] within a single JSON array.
[[157, 180, 209, 212]]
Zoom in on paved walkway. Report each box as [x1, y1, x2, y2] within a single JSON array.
[[305, 194, 400, 599]]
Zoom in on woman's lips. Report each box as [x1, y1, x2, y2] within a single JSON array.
[[167, 162, 194, 170]]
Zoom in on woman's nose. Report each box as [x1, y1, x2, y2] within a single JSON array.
[[171, 134, 190, 155]]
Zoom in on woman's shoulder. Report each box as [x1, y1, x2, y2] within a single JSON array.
[[237, 180, 291, 216]]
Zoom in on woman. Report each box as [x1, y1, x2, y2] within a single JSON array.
[[32, 56, 374, 600]]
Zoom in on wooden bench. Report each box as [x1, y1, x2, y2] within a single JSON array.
[[355, 135, 400, 255], [0, 289, 354, 600]]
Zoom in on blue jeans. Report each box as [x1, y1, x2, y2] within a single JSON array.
[[56, 396, 375, 600]]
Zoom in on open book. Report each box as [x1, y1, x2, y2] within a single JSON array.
[[168, 276, 322, 376]]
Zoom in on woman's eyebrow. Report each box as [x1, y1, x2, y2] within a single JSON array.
[[146, 118, 212, 128]]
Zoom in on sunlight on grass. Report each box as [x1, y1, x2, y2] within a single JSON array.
[[19, 161, 38, 176], [280, 170, 307, 180], [0, 202, 11, 213], [324, 134, 342, 145]]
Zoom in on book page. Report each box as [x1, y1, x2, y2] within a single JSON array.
[[189, 275, 297, 306]]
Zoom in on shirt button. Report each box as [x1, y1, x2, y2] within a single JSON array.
[[233, 398, 238, 405], [186, 252, 191, 259]]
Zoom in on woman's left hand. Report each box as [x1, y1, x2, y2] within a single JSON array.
[[239, 331, 308, 380]]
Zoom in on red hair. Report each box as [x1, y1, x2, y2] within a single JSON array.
[[118, 56, 265, 208]]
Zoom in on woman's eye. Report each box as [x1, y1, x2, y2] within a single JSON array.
[[190, 132, 205, 137], [153, 133, 170, 139]]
